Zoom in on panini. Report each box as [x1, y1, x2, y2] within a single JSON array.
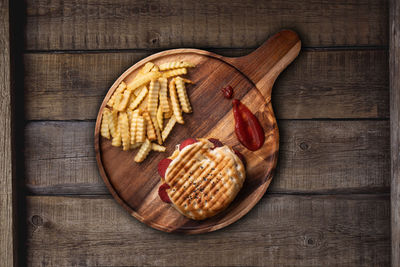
[[163, 139, 245, 220]]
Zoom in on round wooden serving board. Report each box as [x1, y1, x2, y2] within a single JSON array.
[[95, 30, 301, 234]]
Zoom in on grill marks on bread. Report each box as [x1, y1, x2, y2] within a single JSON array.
[[165, 139, 245, 220]]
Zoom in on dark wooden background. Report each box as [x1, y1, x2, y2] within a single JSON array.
[[12, 0, 393, 266]]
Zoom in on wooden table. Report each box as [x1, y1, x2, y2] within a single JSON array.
[[1, 0, 399, 266]]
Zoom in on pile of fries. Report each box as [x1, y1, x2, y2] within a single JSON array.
[[100, 61, 195, 162]]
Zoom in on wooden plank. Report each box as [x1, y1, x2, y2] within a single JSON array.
[[25, 0, 388, 50], [25, 121, 106, 195], [26, 194, 390, 266], [24, 50, 389, 120], [0, 0, 16, 266], [390, 0, 400, 265], [0, 195, 15, 266], [25, 120, 390, 195]]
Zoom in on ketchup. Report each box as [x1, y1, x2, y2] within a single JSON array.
[[233, 148, 246, 168], [232, 99, 265, 151], [158, 183, 171, 203], [208, 138, 223, 149], [158, 158, 172, 178], [221, 85, 233, 99], [179, 138, 197, 150]]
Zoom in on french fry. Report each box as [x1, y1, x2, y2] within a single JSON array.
[[127, 110, 133, 124], [136, 115, 146, 143], [130, 110, 140, 145], [127, 71, 161, 91], [116, 88, 133, 111], [125, 62, 154, 100], [158, 77, 170, 113], [138, 62, 155, 75], [162, 115, 177, 141], [151, 116, 163, 145], [147, 76, 163, 143], [151, 65, 160, 72], [111, 119, 122, 147], [152, 143, 166, 152], [134, 139, 152, 163], [138, 94, 149, 110], [128, 86, 148, 111], [175, 77, 192, 113], [164, 98, 173, 118], [147, 80, 160, 119], [118, 112, 130, 151], [142, 110, 156, 141], [100, 108, 111, 139], [162, 68, 187, 78], [159, 61, 195, 71], [169, 79, 184, 124], [107, 81, 126, 107], [157, 105, 163, 131], [113, 92, 123, 110], [133, 85, 146, 96], [111, 131, 122, 147], [108, 110, 119, 138], [180, 77, 194, 84], [127, 110, 133, 143], [130, 142, 142, 149], [124, 62, 153, 101]]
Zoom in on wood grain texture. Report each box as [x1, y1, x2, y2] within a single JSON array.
[[26, 195, 390, 267], [390, 0, 400, 265], [0, 195, 15, 266], [0, 0, 16, 266], [25, 0, 388, 50], [25, 120, 390, 195], [226, 30, 301, 100], [93, 32, 299, 233], [24, 50, 389, 120]]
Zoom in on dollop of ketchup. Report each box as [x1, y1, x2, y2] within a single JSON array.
[[158, 183, 171, 203], [232, 99, 265, 151], [221, 85, 233, 99]]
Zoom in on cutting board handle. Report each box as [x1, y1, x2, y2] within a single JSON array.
[[224, 30, 301, 102]]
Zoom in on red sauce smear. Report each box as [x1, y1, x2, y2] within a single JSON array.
[[221, 85, 233, 99], [232, 99, 265, 151], [233, 148, 246, 168], [157, 158, 172, 178], [179, 138, 197, 150], [158, 183, 171, 203], [208, 138, 223, 149]]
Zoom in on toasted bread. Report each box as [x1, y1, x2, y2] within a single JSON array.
[[164, 139, 245, 220]]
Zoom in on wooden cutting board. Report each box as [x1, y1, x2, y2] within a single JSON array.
[[94, 30, 301, 234]]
